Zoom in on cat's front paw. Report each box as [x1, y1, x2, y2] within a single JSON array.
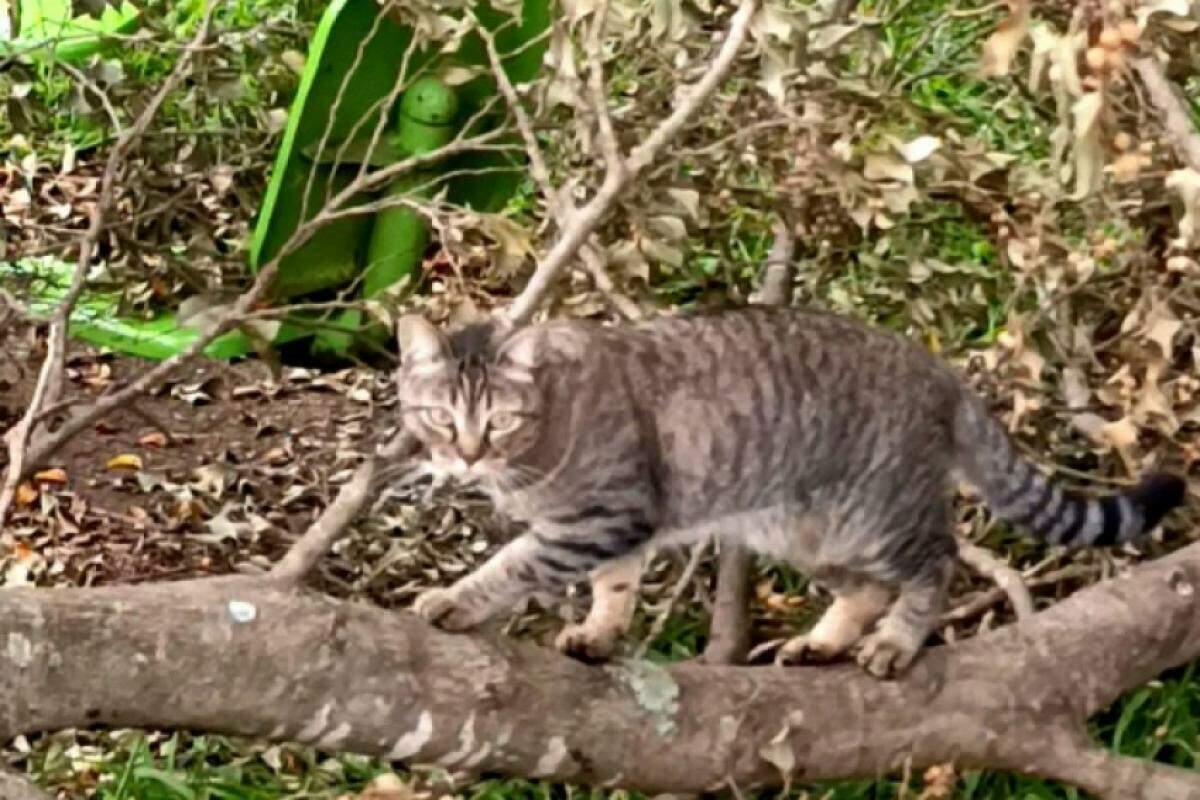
[[775, 633, 844, 665], [554, 622, 619, 663], [413, 587, 486, 631], [855, 630, 920, 678]]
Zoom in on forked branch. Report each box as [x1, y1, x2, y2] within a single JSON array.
[[505, 0, 758, 325]]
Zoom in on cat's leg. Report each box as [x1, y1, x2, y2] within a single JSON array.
[[414, 515, 654, 632], [413, 534, 546, 630], [555, 551, 646, 661], [855, 555, 953, 678], [777, 580, 892, 664]]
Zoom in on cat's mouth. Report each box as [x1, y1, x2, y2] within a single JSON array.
[[425, 453, 504, 484]]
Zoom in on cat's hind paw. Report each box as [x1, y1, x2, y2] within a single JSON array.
[[554, 622, 619, 663], [855, 630, 920, 678], [413, 587, 485, 631]]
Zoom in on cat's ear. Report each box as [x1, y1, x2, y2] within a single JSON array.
[[494, 326, 539, 374], [396, 315, 449, 366]]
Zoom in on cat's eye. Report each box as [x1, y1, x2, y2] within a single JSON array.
[[489, 411, 521, 434], [423, 408, 454, 428]]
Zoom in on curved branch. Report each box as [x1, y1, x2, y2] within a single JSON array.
[[956, 539, 1035, 619]]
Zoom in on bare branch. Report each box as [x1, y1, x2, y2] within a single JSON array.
[[505, 0, 759, 325], [8, 127, 506, 489], [7, 541, 1200, 794], [477, 17, 557, 206], [583, 2, 622, 176], [704, 215, 796, 665], [956, 538, 1035, 619], [1134, 57, 1200, 172], [270, 431, 419, 583], [0, 1, 218, 525], [701, 544, 754, 664]]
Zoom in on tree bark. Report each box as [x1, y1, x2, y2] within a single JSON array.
[[4, 543, 1200, 796], [0, 770, 51, 800]]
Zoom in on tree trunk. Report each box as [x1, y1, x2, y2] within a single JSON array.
[[4, 543, 1200, 796]]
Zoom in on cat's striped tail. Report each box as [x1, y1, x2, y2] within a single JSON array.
[[953, 394, 1185, 547]]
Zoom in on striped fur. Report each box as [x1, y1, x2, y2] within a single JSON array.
[[398, 308, 1186, 677], [954, 397, 1185, 547]]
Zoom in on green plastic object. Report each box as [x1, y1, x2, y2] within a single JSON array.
[[0, 258, 305, 361], [250, 0, 550, 358], [1, 0, 140, 63]]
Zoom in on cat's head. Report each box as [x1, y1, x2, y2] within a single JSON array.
[[394, 315, 544, 483]]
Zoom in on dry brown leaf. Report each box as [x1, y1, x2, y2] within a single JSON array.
[[863, 153, 914, 183], [980, 0, 1031, 77], [106, 454, 144, 471], [15, 483, 39, 507], [1107, 152, 1143, 183], [33, 468, 68, 485], [1166, 168, 1200, 248], [1144, 309, 1182, 361], [138, 431, 169, 449], [920, 762, 958, 799]]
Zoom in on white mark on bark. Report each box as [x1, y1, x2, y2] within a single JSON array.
[[269, 724, 287, 738], [462, 742, 493, 768], [494, 723, 514, 748], [5, 633, 32, 668], [602, 772, 626, 789], [318, 722, 352, 749], [611, 659, 679, 736], [228, 600, 258, 623], [1168, 567, 1194, 597], [440, 711, 477, 766], [387, 710, 434, 761], [297, 703, 334, 742], [532, 735, 572, 777]]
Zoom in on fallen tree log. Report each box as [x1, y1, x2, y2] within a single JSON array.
[[3, 542, 1200, 799]]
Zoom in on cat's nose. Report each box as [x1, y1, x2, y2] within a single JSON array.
[[458, 440, 485, 465]]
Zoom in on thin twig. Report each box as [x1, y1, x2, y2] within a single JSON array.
[[505, 0, 758, 325], [1133, 57, 1200, 172], [477, 17, 557, 206], [8, 128, 508, 492], [943, 563, 1096, 623], [270, 431, 419, 583], [635, 544, 708, 659], [956, 539, 1035, 619], [0, 0, 219, 526], [583, 2, 621, 176]]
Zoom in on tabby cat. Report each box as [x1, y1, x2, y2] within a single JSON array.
[[396, 308, 1184, 677]]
